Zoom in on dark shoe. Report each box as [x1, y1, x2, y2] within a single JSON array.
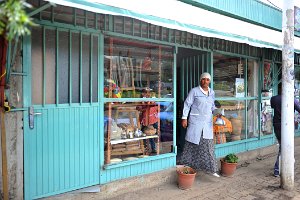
[[274, 170, 280, 177], [152, 150, 157, 154]]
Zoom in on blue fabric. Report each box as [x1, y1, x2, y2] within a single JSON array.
[[182, 86, 215, 144]]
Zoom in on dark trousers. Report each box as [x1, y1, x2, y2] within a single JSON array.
[[142, 122, 158, 152], [273, 123, 281, 174]]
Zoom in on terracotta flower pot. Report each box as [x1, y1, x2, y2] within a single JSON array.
[[176, 166, 196, 190], [220, 159, 238, 177]]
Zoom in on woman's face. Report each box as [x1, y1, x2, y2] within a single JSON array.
[[142, 91, 151, 98], [200, 78, 210, 89]]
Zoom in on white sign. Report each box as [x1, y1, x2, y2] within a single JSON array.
[[235, 78, 245, 98]]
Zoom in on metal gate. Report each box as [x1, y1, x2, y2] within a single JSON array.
[[23, 26, 101, 199]]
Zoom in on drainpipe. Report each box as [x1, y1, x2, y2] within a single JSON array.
[[281, 0, 294, 190]]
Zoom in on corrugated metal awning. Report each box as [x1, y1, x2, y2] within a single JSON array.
[[46, 0, 300, 53]]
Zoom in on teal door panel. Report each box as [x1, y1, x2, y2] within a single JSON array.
[[24, 106, 100, 199], [177, 49, 212, 153], [23, 27, 102, 200]]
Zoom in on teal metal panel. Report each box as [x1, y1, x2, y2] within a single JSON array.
[[179, 0, 282, 31], [101, 155, 176, 184], [24, 106, 100, 199], [215, 137, 275, 158]]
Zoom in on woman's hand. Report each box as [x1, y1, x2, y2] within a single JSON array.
[[181, 119, 188, 128]]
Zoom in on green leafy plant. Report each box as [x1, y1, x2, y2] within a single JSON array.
[[0, 0, 35, 40], [179, 166, 195, 174], [224, 153, 239, 163]]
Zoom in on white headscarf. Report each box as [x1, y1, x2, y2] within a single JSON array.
[[200, 72, 211, 81]]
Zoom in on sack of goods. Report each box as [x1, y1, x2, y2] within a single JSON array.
[[143, 125, 157, 136]]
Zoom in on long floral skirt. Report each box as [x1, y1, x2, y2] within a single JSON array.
[[179, 134, 218, 173]]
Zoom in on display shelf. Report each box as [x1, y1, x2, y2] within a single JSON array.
[[111, 135, 159, 145], [105, 37, 162, 164]]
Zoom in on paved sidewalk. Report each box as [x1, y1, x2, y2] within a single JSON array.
[[103, 146, 300, 200], [47, 141, 300, 200]]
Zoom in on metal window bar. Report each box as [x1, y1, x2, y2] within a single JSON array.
[[43, 27, 46, 106], [245, 58, 248, 140], [69, 30, 72, 104]]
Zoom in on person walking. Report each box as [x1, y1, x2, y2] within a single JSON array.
[[271, 83, 300, 177], [179, 72, 219, 177]]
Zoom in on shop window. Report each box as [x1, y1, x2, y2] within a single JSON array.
[[261, 99, 273, 135], [262, 62, 273, 93], [247, 60, 259, 138], [104, 101, 174, 164], [213, 53, 260, 142], [103, 37, 174, 165], [261, 61, 274, 136], [247, 60, 259, 97], [247, 100, 259, 138], [104, 37, 174, 98], [213, 100, 245, 144], [213, 54, 245, 98]]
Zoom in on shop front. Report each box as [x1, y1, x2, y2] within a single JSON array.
[[7, 0, 300, 199]]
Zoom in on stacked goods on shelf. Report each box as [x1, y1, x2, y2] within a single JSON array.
[[111, 141, 142, 155], [126, 141, 142, 151], [117, 123, 135, 139]]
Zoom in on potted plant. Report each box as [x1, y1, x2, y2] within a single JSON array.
[[220, 153, 239, 177], [176, 166, 197, 190]]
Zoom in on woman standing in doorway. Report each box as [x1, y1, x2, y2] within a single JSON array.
[[179, 72, 219, 177]]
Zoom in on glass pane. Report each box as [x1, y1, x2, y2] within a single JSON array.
[[104, 101, 174, 164], [213, 100, 245, 144], [92, 35, 99, 102], [213, 53, 245, 98], [263, 62, 273, 92], [82, 34, 91, 103], [45, 29, 56, 104], [295, 67, 300, 98], [295, 109, 300, 131], [247, 60, 259, 97], [71, 32, 80, 103], [58, 31, 69, 104], [31, 27, 43, 105], [104, 37, 174, 99], [247, 100, 259, 138], [261, 99, 273, 135]]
